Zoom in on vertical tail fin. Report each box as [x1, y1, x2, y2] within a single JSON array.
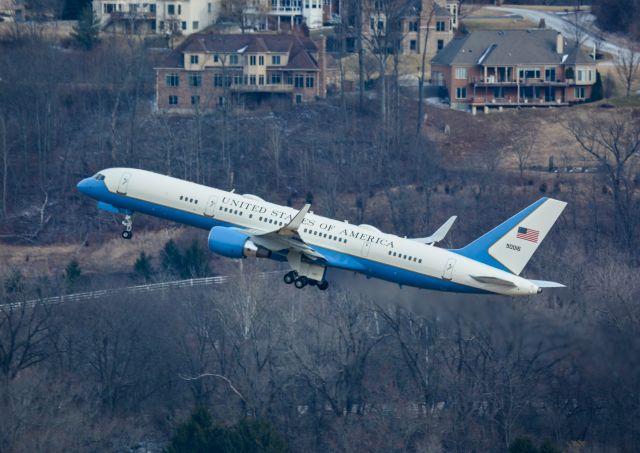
[[454, 198, 567, 275]]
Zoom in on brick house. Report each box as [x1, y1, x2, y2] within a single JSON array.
[[431, 29, 598, 111], [399, 0, 458, 56], [155, 33, 328, 113], [93, 0, 219, 35]]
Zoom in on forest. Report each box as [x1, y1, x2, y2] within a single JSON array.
[[1, 20, 640, 453]]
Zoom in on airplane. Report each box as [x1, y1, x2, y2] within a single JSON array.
[[77, 168, 567, 296]]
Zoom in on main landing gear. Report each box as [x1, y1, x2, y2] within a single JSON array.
[[121, 214, 133, 240], [283, 271, 329, 291]]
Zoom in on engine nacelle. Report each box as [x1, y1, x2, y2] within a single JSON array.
[[207, 226, 271, 259]]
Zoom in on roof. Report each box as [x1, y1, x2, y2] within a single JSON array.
[[164, 33, 320, 70], [431, 29, 595, 66]]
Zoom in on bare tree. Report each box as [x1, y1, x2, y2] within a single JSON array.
[[615, 44, 640, 97], [511, 125, 537, 179], [417, 6, 436, 135], [566, 110, 640, 246]]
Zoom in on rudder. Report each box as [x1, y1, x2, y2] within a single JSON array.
[[454, 198, 567, 275]]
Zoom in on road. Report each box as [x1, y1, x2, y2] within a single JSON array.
[[486, 6, 631, 57], [2, 271, 282, 311]]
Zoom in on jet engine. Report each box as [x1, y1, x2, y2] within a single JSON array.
[[207, 226, 271, 259]]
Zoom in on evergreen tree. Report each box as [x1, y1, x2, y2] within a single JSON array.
[[133, 251, 154, 282], [160, 239, 184, 277], [182, 240, 210, 279], [64, 258, 82, 292], [71, 6, 100, 50]]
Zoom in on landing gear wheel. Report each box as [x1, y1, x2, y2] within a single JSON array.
[[121, 230, 133, 240], [294, 276, 308, 289], [284, 271, 297, 284], [318, 281, 329, 291]]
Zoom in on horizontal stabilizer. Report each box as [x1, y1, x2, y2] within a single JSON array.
[[412, 216, 457, 245], [470, 275, 517, 287], [528, 279, 566, 288]]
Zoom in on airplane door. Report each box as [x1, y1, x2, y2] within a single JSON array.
[[442, 258, 456, 281], [204, 195, 218, 217], [361, 242, 371, 257], [117, 172, 131, 195]]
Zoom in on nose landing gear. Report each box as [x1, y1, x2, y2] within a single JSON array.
[[121, 214, 133, 240]]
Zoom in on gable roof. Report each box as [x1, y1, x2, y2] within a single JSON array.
[[165, 33, 320, 70], [431, 29, 595, 66]]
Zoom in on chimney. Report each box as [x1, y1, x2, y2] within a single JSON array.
[[556, 32, 564, 54]]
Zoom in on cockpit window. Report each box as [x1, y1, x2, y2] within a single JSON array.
[[94, 173, 105, 181]]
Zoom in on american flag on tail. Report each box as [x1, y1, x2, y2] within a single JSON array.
[[517, 227, 539, 243]]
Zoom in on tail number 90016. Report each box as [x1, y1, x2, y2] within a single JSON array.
[[506, 243, 521, 252]]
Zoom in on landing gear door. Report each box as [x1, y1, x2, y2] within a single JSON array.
[[442, 258, 456, 281], [117, 172, 131, 195], [204, 195, 218, 217]]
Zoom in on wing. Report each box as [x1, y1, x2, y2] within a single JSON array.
[[411, 216, 457, 245], [231, 204, 324, 260]]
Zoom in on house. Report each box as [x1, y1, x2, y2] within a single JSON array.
[[362, 0, 458, 57], [92, 0, 219, 35], [430, 29, 598, 111], [242, 0, 340, 30], [0, 0, 25, 22], [155, 32, 329, 113]]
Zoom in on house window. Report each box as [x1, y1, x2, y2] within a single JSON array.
[[306, 75, 314, 88], [436, 21, 445, 31], [409, 21, 418, 32], [168, 95, 178, 105], [167, 4, 175, 14], [190, 55, 199, 65], [271, 73, 282, 84], [178, 4, 181, 14], [294, 74, 304, 88], [455, 87, 467, 99], [249, 75, 256, 85], [272, 55, 281, 65], [181, 21, 186, 30], [437, 39, 444, 50], [410, 40, 417, 51], [159, 20, 164, 30], [287, 73, 293, 85], [295, 94, 302, 104], [545, 68, 556, 82], [518, 68, 540, 80], [258, 55, 264, 65], [259, 75, 265, 85], [189, 73, 201, 87], [229, 54, 238, 65], [213, 54, 219, 63], [193, 21, 199, 30], [207, 2, 211, 13], [191, 95, 200, 105], [166, 73, 179, 87], [577, 70, 583, 82], [455, 67, 467, 80], [575, 87, 585, 99], [249, 55, 256, 65], [214, 74, 223, 87]]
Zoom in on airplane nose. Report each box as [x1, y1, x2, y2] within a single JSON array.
[[77, 178, 91, 194]]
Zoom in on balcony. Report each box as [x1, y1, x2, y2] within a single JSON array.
[[470, 96, 568, 107], [230, 83, 294, 93], [109, 10, 156, 20], [472, 77, 568, 87]]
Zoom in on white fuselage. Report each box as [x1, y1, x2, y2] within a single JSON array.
[[84, 168, 541, 296]]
